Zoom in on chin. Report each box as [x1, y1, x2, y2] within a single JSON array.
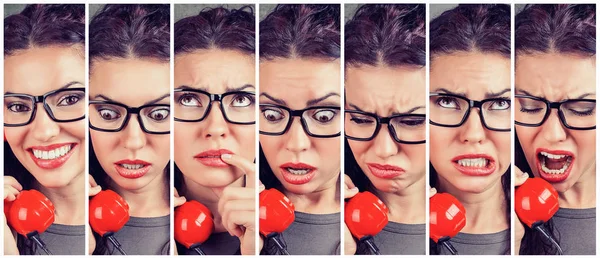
[[280, 182, 317, 195]]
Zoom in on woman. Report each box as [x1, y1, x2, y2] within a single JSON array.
[[343, 4, 426, 255], [515, 4, 596, 255], [4, 4, 86, 255], [259, 4, 341, 255], [429, 4, 511, 255], [88, 4, 170, 255], [173, 5, 258, 255]]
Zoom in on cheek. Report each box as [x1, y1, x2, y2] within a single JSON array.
[[174, 123, 195, 163], [429, 127, 455, 165], [490, 132, 511, 161], [90, 130, 118, 163], [315, 138, 340, 170], [574, 131, 596, 163], [232, 125, 256, 159], [347, 140, 369, 162], [404, 144, 426, 170], [149, 134, 170, 158], [516, 127, 540, 161], [5, 127, 28, 147], [62, 121, 86, 142], [259, 135, 280, 160]]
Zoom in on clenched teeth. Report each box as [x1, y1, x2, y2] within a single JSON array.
[[120, 164, 145, 170], [457, 158, 488, 168], [285, 168, 310, 175], [33, 145, 72, 160]]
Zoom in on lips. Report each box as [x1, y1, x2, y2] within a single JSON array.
[[451, 154, 496, 176], [27, 143, 77, 169], [367, 163, 405, 179], [114, 159, 152, 179], [194, 149, 234, 168], [279, 162, 317, 185], [535, 148, 574, 183]]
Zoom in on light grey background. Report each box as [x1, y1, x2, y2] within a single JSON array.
[[4, 4, 25, 17], [345, 4, 360, 22], [90, 4, 102, 20], [430, 4, 458, 21], [175, 4, 252, 22], [259, 4, 275, 21]]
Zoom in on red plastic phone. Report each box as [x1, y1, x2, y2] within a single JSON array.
[[4, 190, 55, 254], [174, 200, 214, 255], [259, 188, 295, 255], [89, 190, 129, 255], [344, 191, 388, 255], [429, 192, 466, 255], [515, 177, 559, 227]]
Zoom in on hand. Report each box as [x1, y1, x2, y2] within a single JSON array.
[[343, 175, 358, 255], [4, 176, 20, 255], [88, 175, 101, 255], [219, 154, 260, 255], [429, 186, 437, 198], [514, 166, 529, 255], [174, 188, 186, 208]]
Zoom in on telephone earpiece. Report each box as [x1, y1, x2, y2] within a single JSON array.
[[344, 191, 388, 255], [429, 193, 466, 255], [5, 190, 55, 255], [174, 200, 214, 255], [259, 188, 295, 255], [515, 177, 562, 254], [89, 190, 130, 255]]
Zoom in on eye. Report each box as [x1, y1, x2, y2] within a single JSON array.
[[312, 109, 337, 124], [436, 97, 461, 109], [98, 109, 120, 121], [489, 99, 510, 110], [519, 107, 544, 114], [230, 93, 255, 108], [398, 117, 426, 127], [149, 108, 170, 121], [262, 109, 285, 122], [349, 115, 374, 125], [7, 103, 31, 113], [179, 93, 201, 107], [57, 94, 82, 106]]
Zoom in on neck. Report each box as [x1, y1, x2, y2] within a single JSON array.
[[375, 177, 426, 224], [558, 167, 596, 208], [438, 177, 508, 234], [181, 175, 245, 233], [35, 172, 86, 225], [112, 172, 170, 217], [283, 176, 340, 214]]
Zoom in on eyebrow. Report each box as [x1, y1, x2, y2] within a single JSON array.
[[517, 89, 595, 100], [93, 93, 170, 106], [5, 81, 84, 95], [176, 84, 255, 93], [260, 92, 340, 107], [348, 103, 425, 115], [434, 88, 511, 99]]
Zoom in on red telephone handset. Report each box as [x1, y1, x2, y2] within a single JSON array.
[[515, 177, 562, 254], [89, 190, 130, 255], [429, 192, 466, 255], [174, 200, 214, 255], [4, 189, 55, 254], [344, 191, 388, 255], [259, 188, 295, 255]]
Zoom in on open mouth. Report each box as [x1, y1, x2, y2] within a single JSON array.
[[279, 163, 317, 185], [114, 160, 152, 179], [451, 154, 496, 176], [28, 143, 77, 169], [536, 148, 574, 182]]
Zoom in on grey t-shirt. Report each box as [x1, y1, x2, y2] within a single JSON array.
[[29, 223, 85, 255], [263, 211, 341, 255], [182, 232, 241, 255], [438, 229, 510, 255], [552, 207, 596, 255], [362, 222, 425, 255], [98, 215, 170, 255]]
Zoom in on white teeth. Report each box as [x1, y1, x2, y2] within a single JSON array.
[[540, 157, 572, 174], [120, 164, 145, 170], [457, 158, 488, 168], [540, 152, 567, 160], [286, 168, 310, 175], [32, 145, 72, 160]]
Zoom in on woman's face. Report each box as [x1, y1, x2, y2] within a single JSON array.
[[345, 65, 426, 193], [430, 52, 511, 194], [260, 58, 341, 194], [174, 49, 255, 188], [4, 46, 85, 188], [515, 53, 596, 193], [90, 58, 170, 191]]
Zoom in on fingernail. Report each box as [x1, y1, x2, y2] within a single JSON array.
[[259, 184, 265, 192], [521, 171, 529, 178], [221, 154, 232, 159]]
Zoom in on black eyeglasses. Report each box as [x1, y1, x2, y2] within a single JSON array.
[[4, 88, 86, 127], [89, 100, 170, 134], [429, 93, 511, 132], [174, 89, 255, 124], [345, 110, 426, 144], [259, 104, 341, 138], [515, 95, 596, 130]]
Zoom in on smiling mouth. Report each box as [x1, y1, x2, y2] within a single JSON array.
[[30, 143, 75, 160], [537, 151, 573, 174]]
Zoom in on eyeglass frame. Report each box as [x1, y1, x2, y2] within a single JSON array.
[[429, 93, 511, 132], [4, 87, 86, 127], [515, 94, 596, 130], [345, 110, 426, 144], [173, 88, 255, 125], [259, 104, 341, 138], [89, 100, 170, 134]]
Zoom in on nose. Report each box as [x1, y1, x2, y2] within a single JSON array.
[[123, 116, 146, 151], [372, 126, 399, 159], [540, 110, 567, 143], [203, 103, 229, 139], [285, 118, 311, 153], [30, 104, 60, 142], [459, 109, 486, 144]]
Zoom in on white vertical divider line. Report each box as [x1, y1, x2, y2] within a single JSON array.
[[255, 2, 260, 256], [84, 3, 90, 256], [596, 1, 599, 254], [425, 2, 431, 256], [169, 2, 175, 256], [0, 3, 4, 253], [510, 3, 516, 256], [339, 2, 346, 256]]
